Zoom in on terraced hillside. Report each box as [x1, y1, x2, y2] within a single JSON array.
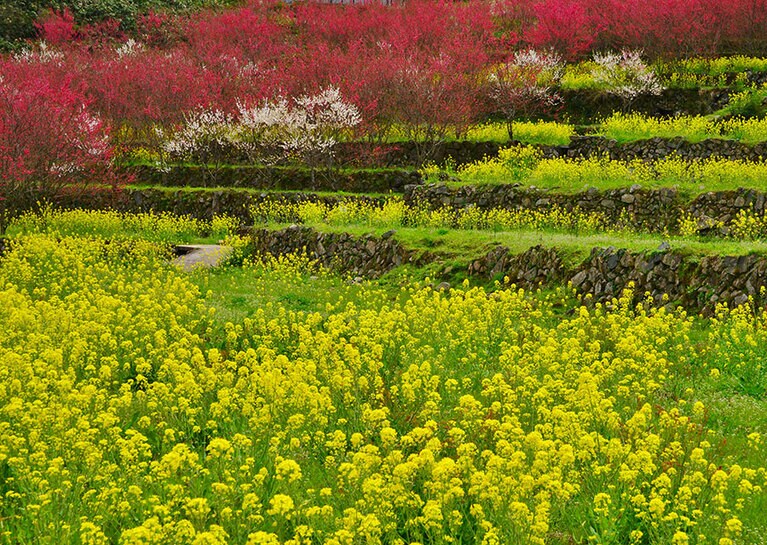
[[3, 1, 767, 543]]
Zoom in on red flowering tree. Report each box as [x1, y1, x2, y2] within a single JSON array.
[[34, 8, 77, 45], [0, 62, 122, 217], [524, 0, 597, 60]]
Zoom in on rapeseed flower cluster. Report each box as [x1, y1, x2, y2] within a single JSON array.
[[0, 231, 765, 543], [250, 199, 610, 235], [678, 209, 767, 241], [6, 207, 239, 244], [600, 112, 767, 144], [458, 145, 767, 194]]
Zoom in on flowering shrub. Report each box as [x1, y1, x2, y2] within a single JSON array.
[[526, 0, 767, 58], [0, 225, 764, 543], [159, 108, 235, 175], [234, 99, 290, 164], [3, 1, 767, 209], [34, 8, 77, 45], [12, 41, 64, 64], [6, 0, 767, 60], [378, 48, 489, 160], [85, 48, 223, 128], [115, 38, 145, 59], [524, 0, 597, 59], [3, 0, 765, 162]]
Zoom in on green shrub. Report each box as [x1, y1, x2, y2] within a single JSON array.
[[0, 3, 36, 43]]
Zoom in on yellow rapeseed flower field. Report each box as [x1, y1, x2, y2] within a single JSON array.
[[0, 229, 765, 544]]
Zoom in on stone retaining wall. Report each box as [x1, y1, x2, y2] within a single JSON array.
[[27, 179, 767, 238], [50, 183, 767, 236], [55, 188, 388, 224], [339, 136, 767, 167], [127, 165, 421, 193], [467, 245, 566, 287], [126, 133, 767, 177], [406, 184, 767, 234], [249, 225, 429, 278], [561, 87, 732, 122], [248, 226, 767, 312], [472, 244, 767, 312], [565, 136, 767, 161]]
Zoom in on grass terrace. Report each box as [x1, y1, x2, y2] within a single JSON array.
[[254, 219, 767, 264]]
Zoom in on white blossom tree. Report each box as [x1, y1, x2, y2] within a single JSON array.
[[156, 87, 361, 184], [234, 98, 290, 165], [280, 86, 361, 180], [486, 49, 564, 140], [115, 38, 145, 59], [158, 108, 234, 184], [590, 50, 664, 110]]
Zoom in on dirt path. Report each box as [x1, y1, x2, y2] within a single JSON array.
[[173, 244, 233, 271]]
